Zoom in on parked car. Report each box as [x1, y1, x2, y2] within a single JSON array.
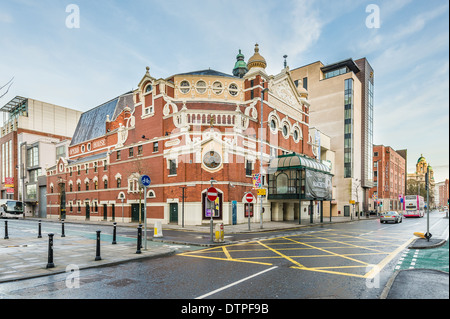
[[380, 211, 403, 224]]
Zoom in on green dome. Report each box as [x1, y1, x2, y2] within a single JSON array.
[[233, 49, 248, 78], [417, 154, 426, 164]]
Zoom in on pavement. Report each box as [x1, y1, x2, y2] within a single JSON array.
[[0, 215, 448, 300]]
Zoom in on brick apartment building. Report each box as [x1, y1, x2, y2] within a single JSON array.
[[369, 145, 406, 212]]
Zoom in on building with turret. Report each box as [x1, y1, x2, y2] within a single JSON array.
[[46, 44, 334, 225], [407, 154, 435, 207]]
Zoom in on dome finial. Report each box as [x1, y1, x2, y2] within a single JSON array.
[[247, 43, 267, 70]]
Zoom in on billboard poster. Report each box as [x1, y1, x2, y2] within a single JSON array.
[[305, 170, 332, 200]]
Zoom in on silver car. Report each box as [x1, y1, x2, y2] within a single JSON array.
[[380, 211, 403, 224]]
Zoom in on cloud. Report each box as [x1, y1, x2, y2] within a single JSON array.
[[0, 12, 13, 23]]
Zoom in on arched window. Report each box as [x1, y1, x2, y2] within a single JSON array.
[[276, 173, 289, 194]]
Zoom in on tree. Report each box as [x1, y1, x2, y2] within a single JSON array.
[[0, 77, 14, 99]]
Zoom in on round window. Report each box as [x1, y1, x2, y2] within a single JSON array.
[[212, 81, 223, 94], [229, 83, 238, 96], [145, 84, 152, 93], [196, 80, 207, 94], [180, 80, 190, 94], [203, 151, 222, 170]]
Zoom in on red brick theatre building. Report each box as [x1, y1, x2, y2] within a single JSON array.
[[46, 45, 332, 225]]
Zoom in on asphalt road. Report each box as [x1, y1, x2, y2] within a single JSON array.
[[0, 211, 448, 302]]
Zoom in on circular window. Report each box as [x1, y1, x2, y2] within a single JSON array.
[[229, 83, 238, 96], [180, 80, 190, 94], [81, 145, 85, 153], [203, 151, 222, 170], [145, 84, 152, 93], [212, 81, 223, 94], [196, 80, 207, 94], [87, 143, 91, 151]]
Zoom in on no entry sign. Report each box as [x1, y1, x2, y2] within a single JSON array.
[[207, 187, 218, 202], [245, 192, 254, 203]]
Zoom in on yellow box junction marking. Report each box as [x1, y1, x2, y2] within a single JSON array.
[[179, 229, 412, 278]]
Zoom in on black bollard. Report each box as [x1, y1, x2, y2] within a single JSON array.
[[46, 233, 55, 268], [38, 220, 42, 238], [136, 225, 142, 254], [112, 222, 117, 244], [61, 219, 65, 237], [4, 221, 9, 239], [95, 230, 102, 261]]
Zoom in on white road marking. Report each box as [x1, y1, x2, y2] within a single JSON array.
[[195, 266, 278, 299]]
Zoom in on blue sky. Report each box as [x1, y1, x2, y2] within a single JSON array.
[[0, 0, 448, 182]]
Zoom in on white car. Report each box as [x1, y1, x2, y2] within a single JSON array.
[[380, 211, 403, 224]]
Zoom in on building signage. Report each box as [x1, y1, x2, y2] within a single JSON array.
[[252, 174, 261, 189], [305, 170, 332, 200], [93, 139, 106, 149], [69, 146, 80, 156]]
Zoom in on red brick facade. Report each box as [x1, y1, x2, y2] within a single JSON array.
[[46, 52, 316, 225]]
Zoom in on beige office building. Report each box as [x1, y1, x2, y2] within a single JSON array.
[[291, 58, 374, 217]]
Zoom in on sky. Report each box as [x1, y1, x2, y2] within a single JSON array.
[[0, 0, 449, 182]]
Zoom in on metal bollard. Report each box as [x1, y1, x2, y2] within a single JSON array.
[[4, 221, 9, 239], [61, 219, 65, 237], [95, 230, 102, 261], [112, 222, 117, 245], [38, 220, 42, 238], [46, 233, 55, 268], [136, 225, 142, 254]]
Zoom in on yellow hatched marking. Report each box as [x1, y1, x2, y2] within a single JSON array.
[[257, 240, 306, 269], [364, 236, 415, 279], [283, 237, 369, 266], [222, 246, 232, 260]]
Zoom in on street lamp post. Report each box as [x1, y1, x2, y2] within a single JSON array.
[[377, 160, 381, 215], [209, 178, 217, 241], [259, 86, 269, 229]]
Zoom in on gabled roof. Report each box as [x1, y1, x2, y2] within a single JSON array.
[[70, 91, 134, 146]]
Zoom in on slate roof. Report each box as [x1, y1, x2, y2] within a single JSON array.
[[175, 69, 237, 78], [70, 92, 134, 146]]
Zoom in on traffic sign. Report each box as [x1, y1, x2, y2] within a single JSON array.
[[245, 192, 254, 203], [207, 187, 218, 202], [257, 188, 266, 196], [139, 175, 151, 187]]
